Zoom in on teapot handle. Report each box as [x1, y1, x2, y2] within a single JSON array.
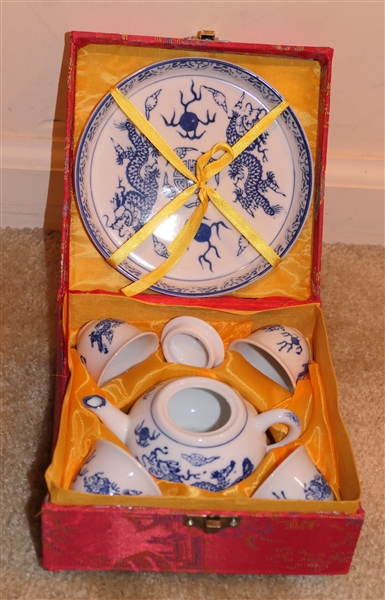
[[254, 408, 301, 452]]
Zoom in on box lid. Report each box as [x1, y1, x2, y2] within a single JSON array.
[[60, 32, 333, 309]]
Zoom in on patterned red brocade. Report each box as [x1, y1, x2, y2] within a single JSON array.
[[44, 31, 364, 576], [42, 502, 364, 574]]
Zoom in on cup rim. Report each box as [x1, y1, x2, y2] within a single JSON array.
[[98, 330, 159, 387], [161, 316, 224, 368], [229, 336, 297, 390], [161, 327, 214, 367], [252, 445, 311, 498], [77, 319, 146, 378]]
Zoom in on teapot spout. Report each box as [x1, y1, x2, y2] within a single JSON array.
[[82, 395, 130, 446]]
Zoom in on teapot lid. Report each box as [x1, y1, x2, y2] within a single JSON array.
[[150, 377, 250, 448]]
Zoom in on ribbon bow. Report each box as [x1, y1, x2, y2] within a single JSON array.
[[107, 86, 289, 296]]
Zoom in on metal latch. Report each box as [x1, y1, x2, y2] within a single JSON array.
[[184, 514, 240, 533], [186, 31, 218, 41], [197, 30, 217, 41]]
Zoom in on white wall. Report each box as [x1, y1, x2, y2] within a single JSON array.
[[1, 0, 384, 243]]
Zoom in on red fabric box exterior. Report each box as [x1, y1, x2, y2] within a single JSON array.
[[41, 31, 364, 574]]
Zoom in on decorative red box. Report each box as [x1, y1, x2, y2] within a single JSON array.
[[41, 31, 364, 574]]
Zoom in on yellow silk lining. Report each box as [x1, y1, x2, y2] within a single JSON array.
[[50, 43, 362, 514], [45, 300, 361, 513], [70, 44, 320, 298]]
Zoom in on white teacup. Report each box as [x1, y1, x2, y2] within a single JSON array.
[[252, 445, 335, 501], [70, 439, 161, 497], [228, 324, 310, 392], [161, 316, 225, 368], [76, 318, 159, 387]]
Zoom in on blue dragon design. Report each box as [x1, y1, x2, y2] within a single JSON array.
[[226, 95, 285, 218], [89, 319, 123, 354], [134, 420, 160, 448], [138, 447, 201, 483], [192, 458, 254, 492], [106, 120, 161, 239]]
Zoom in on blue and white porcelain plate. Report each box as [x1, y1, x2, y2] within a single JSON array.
[[75, 58, 313, 297]]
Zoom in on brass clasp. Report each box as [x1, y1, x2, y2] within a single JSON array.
[[186, 31, 218, 41], [197, 30, 217, 41], [184, 514, 240, 533]]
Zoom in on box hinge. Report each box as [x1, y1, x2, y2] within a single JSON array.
[[184, 514, 240, 533], [186, 31, 218, 41]]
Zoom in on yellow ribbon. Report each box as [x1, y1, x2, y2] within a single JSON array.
[[108, 86, 289, 296]]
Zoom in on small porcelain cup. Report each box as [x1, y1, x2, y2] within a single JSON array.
[[76, 318, 159, 387], [252, 445, 335, 501], [228, 324, 310, 393], [70, 439, 161, 497], [161, 316, 225, 368], [82, 377, 302, 491]]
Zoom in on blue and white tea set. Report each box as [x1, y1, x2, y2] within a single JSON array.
[[71, 316, 334, 502], [70, 57, 334, 503]]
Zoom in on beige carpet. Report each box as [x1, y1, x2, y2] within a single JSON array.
[[1, 228, 384, 599]]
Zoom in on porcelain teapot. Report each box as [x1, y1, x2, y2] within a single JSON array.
[[82, 377, 302, 492]]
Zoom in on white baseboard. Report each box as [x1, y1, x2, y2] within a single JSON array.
[[323, 155, 384, 245], [323, 186, 384, 245], [1, 138, 384, 244], [1, 138, 65, 230]]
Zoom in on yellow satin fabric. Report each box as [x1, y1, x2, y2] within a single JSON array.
[[45, 300, 361, 513], [70, 44, 320, 298], [50, 43, 362, 514]]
